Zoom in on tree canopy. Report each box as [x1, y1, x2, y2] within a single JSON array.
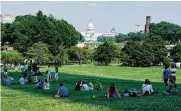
[[170, 43, 181, 62], [1, 11, 84, 55], [150, 21, 181, 44], [94, 41, 118, 65]]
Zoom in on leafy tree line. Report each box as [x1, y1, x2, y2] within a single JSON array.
[[120, 35, 168, 67], [115, 21, 181, 44], [1, 10, 85, 56], [97, 36, 115, 42]]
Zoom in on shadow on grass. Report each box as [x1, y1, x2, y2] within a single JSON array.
[[2, 71, 181, 111]]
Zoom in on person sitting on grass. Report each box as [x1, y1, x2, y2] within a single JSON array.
[[89, 82, 94, 90], [107, 83, 121, 98], [44, 79, 50, 89], [74, 80, 83, 90], [4, 75, 12, 85], [35, 80, 44, 89], [164, 79, 179, 95], [142, 79, 154, 96], [8, 74, 14, 81], [94, 79, 103, 91], [19, 76, 25, 85], [55, 82, 69, 98], [82, 81, 89, 91]]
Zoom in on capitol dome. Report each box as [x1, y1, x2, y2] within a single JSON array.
[[88, 22, 94, 29], [1, 14, 14, 23]]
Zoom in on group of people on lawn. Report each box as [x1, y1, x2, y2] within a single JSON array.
[[1, 62, 180, 98]]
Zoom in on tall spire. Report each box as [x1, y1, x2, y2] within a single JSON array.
[[90, 19, 92, 23]]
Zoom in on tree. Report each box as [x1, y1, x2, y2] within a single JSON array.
[[97, 36, 115, 42], [1, 50, 24, 64], [26, 42, 51, 64], [1, 23, 16, 45], [170, 43, 181, 62], [121, 41, 153, 67], [143, 35, 168, 65], [68, 46, 84, 66], [94, 41, 118, 65], [11, 10, 82, 55], [150, 21, 181, 44], [120, 35, 167, 67]]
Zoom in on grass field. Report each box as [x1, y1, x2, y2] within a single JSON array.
[[1, 65, 181, 111]]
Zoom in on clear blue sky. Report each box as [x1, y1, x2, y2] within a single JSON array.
[[1, 1, 181, 34]]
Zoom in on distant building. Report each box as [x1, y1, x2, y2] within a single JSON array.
[[145, 16, 151, 33], [81, 20, 117, 42], [0, 14, 15, 23]]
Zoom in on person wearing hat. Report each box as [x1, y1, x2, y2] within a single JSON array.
[[94, 79, 103, 90]]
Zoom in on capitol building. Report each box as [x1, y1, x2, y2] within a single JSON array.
[[81, 20, 117, 42], [0, 14, 15, 23]]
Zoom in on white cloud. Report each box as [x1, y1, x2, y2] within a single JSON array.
[[88, 2, 96, 7]]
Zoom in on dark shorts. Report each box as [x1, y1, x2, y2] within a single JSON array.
[[164, 79, 168, 86], [171, 76, 176, 82]]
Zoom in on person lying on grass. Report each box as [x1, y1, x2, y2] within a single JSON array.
[[74, 80, 83, 90], [164, 79, 179, 95], [94, 79, 103, 91], [89, 82, 94, 90], [55, 82, 69, 97], [34, 80, 44, 89], [107, 83, 121, 98], [44, 79, 50, 89], [124, 88, 141, 97], [82, 81, 89, 91]]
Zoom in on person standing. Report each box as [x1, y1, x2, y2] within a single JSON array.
[[4, 64, 8, 75], [24, 64, 28, 72], [55, 65, 58, 80], [20, 64, 24, 72], [48, 65, 52, 81], [170, 64, 177, 82], [14, 64, 18, 72], [163, 66, 170, 86]]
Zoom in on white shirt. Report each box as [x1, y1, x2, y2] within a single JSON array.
[[83, 84, 89, 91], [19, 77, 25, 85], [48, 68, 51, 74], [142, 84, 153, 94], [170, 68, 177, 76], [15, 66, 18, 71], [20, 65, 24, 69]]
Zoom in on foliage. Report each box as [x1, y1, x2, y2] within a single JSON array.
[[115, 32, 146, 43], [97, 36, 115, 42], [170, 43, 181, 62], [121, 35, 167, 67], [5, 11, 83, 55], [143, 35, 168, 65], [1, 23, 16, 45], [94, 41, 118, 65], [1, 50, 24, 64], [26, 42, 51, 64], [150, 21, 181, 44]]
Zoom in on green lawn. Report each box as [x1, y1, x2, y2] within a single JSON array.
[[1, 65, 181, 111]]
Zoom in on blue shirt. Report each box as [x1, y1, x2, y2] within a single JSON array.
[[163, 69, 170, 79], [59, 86, 69, 96]]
